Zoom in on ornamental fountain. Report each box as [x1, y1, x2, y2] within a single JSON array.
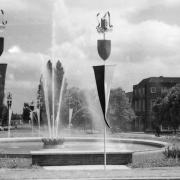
[[0, 6, 167, 168], [31, 12, 130, 166]]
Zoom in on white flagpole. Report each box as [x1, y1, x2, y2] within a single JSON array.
[[104, 120, 107, 170], [104, 56, 107, 170], [31, 111, 33, 136]]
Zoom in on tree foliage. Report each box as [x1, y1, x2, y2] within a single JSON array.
[[107, 88, 135, 132], [68, 87, 92, 129], [153, 84, 180, 133], [22, 103, 30, 123]]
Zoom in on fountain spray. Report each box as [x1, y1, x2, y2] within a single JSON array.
[[41, 55, 52, 138], [55, 75, 65, 138], [51, 1, 57, 138]]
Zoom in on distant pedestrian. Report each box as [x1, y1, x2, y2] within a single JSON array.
[[155, 126, 160, 137]]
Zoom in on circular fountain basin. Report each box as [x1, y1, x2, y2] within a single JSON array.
[[0, 137, 167, 154], [0, 137, 167, 166]]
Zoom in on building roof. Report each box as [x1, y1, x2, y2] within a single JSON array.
[[134, 76, 180, 87]]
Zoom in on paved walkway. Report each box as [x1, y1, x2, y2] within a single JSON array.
[[1, 166, 180, 179]]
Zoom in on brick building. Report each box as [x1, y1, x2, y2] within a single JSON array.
[[132, 76, 180, 131]]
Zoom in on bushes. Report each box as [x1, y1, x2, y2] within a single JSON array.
[[129, 158, 180, 168], [164, 144, 180, 159], [129, 144, 180, 168], [0, 158, 31, 168], [0, 158, 17, 168]]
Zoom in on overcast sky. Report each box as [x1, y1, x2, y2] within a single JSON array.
[[1, 0, 180, 113]]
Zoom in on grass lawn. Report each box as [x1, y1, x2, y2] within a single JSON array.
[[127, 133, 180, 168]]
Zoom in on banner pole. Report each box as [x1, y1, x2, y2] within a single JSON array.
[[104, 61, 106, 170], [104, 121, 107, 170]]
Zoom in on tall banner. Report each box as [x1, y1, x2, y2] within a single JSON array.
[[93, 65, 115, 128]]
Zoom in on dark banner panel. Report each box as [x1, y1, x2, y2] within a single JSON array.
[[93, 65, 110, 128], [0, 38, 4, 56], [0, 64, 7, 107]]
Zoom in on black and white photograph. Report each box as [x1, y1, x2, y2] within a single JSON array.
[[0, 0, 180, 179]]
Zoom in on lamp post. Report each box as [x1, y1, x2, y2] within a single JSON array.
[[29, 101, 34, 135], [68, 93, 73, 130], [7, 92, 12, 138]]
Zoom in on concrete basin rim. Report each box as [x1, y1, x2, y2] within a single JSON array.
[[0, 137, 168, 148]]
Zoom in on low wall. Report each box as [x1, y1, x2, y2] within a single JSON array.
[[31, 151, 132, 166]]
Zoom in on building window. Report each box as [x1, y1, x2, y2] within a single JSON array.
[[142, 88, 145, 95], [142, 99, 145, 111], [134, 101, 137, 111], [151, 87, 156, 93], [138, 100, 141, 111], [134, 89, 136, 96]]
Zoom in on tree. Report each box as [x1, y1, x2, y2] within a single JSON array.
[[166, 84, 180, 133], [152, 96, 168, 128], [152, 84, 180, 133], [60, 87, 136, 132], [68, 87, 91, 129], [107, 88, 135, 132], [22, 103, 30, 123]]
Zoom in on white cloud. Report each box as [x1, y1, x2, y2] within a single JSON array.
[[2, 49, 43, 112], [162, 0, 180, 7], [2, 0, 180, 112], [0, 0, 28, 11], [43, 0, 180, 93], [8, 46, 22, 54], [7, 73, 14, 80]]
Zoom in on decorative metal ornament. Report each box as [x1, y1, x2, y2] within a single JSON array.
[[96, 11, 113, 61], [96, 11, 113, 34], [0, 10, 7, 27], [0, 9, 7, 56]]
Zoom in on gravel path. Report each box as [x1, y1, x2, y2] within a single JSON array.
[[0, 167, 180, 179]]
